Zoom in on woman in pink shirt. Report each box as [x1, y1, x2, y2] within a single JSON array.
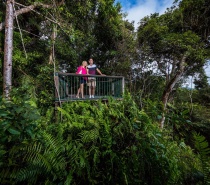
[[76, 61, 88, 98]]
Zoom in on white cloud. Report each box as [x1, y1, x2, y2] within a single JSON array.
[[204, 60, 210, 83], [122, 0, 174, 29]]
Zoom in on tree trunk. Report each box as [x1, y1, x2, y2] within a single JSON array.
[[160, 54, 187, 128], [3, 0, 14, 99]]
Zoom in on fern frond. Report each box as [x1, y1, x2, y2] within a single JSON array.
[[13, 132, 66, 184], [57, 107, 71, 120], [195, 134, 210, 156], [79, 128, 99, 143], [194, 133, 210, 184], [16, 165, 42, 184], [64, 172, 73, 185]]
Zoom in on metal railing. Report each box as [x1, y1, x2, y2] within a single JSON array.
[[54, 72, 124, 101]]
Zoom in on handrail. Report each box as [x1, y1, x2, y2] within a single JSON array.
[[54, 72, 124, 101], [56, 72, 124, 78]]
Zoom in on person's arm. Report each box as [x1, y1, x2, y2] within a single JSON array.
[[96, 68, 105, 75], [76, 66, 82, 74], [86, 67, 89, 75]]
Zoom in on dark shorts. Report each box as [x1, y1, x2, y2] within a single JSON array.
[[80, 78, 86, 84]]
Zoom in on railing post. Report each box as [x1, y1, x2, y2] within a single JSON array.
[[122, 77, 125, 95]]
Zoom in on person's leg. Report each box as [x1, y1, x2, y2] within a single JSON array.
[[92, 87, 95, 98], [89, 80, 94, 98], [76, 78, 83, 98], [92, 80, 96, 98], [80, 83, 84, 98], [87, 78, 91, 98], [76, 87, 80, 98], [89, 85, 92, 98]]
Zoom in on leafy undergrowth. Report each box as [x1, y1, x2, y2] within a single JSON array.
[[0, 94, 205, 184]]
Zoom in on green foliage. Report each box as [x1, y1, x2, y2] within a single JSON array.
[[194, 133, 210, 184], [0, 98, 40, 143], [130, 75, 165, 105], [34, 65, 55, 113], [165, 102, 192, 129], [2, 0, 210, 184], [15, 131, 66, 184], [179, 0, 210, 43], [0, 93, 204, 184], [139, 99, 163, 122], [0, 97, 41, 184], [194, 71, 209, 90], [173, 88, 210, 145], [138, 10, 207, 74]]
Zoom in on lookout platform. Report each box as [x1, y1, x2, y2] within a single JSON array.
[[54, 72, 124, 102]]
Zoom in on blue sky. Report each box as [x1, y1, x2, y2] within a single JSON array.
[[116, 0, 174, 28], [116, 0, 210, 84]]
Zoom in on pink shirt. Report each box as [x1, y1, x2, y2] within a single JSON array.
[[76, 66, 87, 75], [76, 66, 87, 80]]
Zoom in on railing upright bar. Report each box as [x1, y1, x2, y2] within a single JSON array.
[[107, 77, 109, 97], [103, 77, 105, 97], [122, 77, 125, 95], [98, 76, 100, 97]]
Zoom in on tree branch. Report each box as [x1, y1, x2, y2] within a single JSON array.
[[0, 0, 65, 31], [160, 53, 188, 129]]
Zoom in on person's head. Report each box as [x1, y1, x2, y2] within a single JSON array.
[[82, 61, 87, 67], [89, 58, 94, 65]]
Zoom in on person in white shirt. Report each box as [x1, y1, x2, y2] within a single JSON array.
[[87, 58, 105, 98]]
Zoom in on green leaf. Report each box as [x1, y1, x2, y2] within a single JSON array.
[[0, 112, 8, 117], [157, 115, 162, 120], [8, 128, 21, 135]]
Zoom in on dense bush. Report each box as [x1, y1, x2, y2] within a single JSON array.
[[0, 94, 206, 184]]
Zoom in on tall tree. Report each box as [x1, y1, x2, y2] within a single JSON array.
[[3, 0, 14, 99], [137, 5, 208, 128]]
